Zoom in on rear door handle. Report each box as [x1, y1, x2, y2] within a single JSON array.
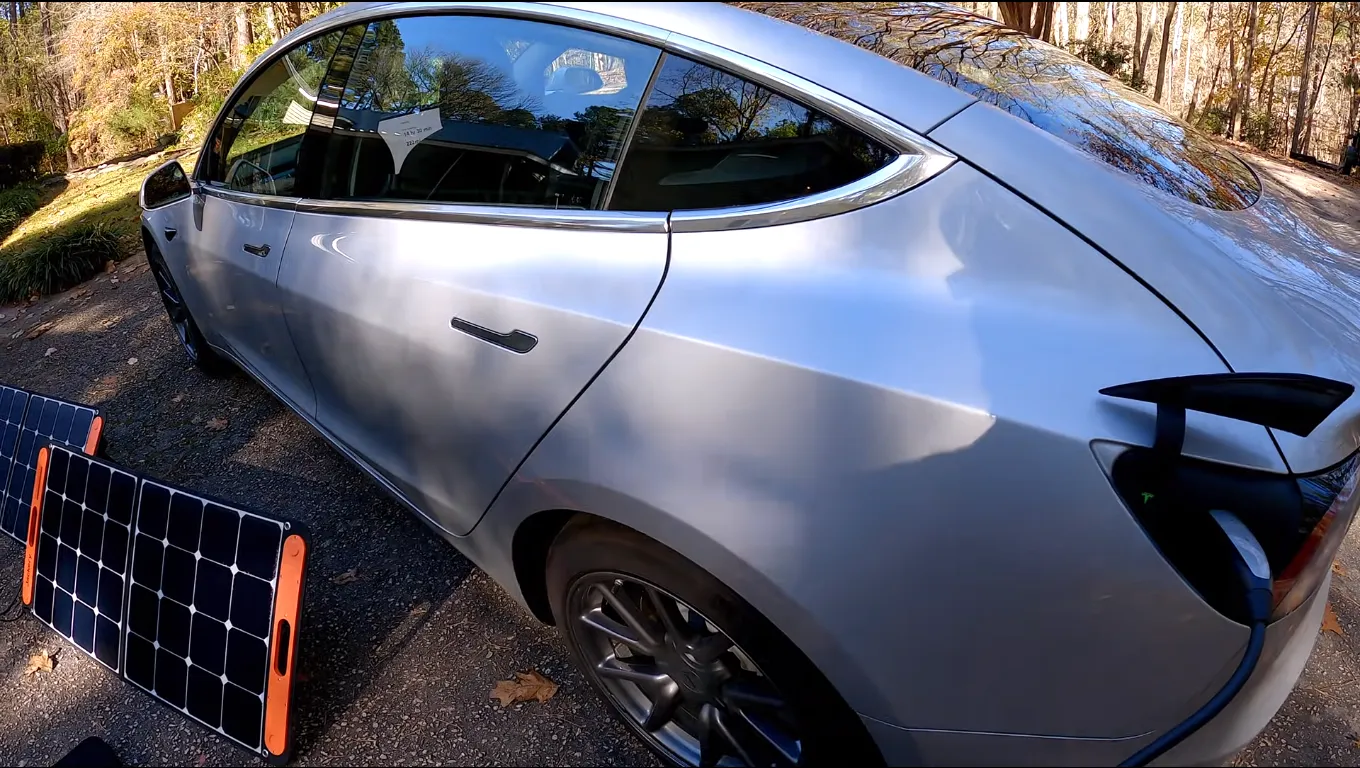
[[450, 317, 538, 354], [163, 227, 177, 241], [243, 243, 271, 257]]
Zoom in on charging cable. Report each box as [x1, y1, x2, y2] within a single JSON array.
[[1119, 510, 1273, 767]]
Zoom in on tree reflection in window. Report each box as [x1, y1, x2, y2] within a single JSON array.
[[320, 17, 659, 209], [736, 2, 1261, 210], [608, 56, 893, 211]]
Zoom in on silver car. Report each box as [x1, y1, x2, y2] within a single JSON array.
[[138, 3, 1360, 766]]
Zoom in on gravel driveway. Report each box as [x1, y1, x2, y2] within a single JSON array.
[[3, 155, 1360, 766]]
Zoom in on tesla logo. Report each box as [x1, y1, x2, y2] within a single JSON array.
[[1141, 491, 1155, 504]]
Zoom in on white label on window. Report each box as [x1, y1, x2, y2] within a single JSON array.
[[378, 108, 442, 175]]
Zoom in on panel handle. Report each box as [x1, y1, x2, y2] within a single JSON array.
[[243, 242, 271, 258], [450, 317, 538, 354]]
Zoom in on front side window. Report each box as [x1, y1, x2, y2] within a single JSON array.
[[318, 15, 661, 209], [736, 2, 1262, 211], [205, 30, 345, 195], [608, 55, 895, 212]]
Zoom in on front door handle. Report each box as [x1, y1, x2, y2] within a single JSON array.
[[163, 227, 177, 242], [450, 317, 538, 354], [243, 243, 271, 258]]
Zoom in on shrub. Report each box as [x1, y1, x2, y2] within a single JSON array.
[[0, 141, 48, 187], [0, 224, 123, 301], [0, 184, 40, 240]]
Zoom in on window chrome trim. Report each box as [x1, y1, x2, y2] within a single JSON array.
[[670, 151, 954, 232], [197, 183, 301, 211], [295, 198, 670, 233], [215, 1, 957, 232]]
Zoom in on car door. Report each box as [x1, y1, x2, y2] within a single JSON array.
[[185, 29, 352, 415], [276, 13, 668, 536]]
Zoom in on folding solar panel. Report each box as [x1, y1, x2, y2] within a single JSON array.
[[22, 444, 308, 764], [0, 389, 102, 544], [0, 386, 29, 511]]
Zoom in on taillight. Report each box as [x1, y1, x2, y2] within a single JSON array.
[[1101, 445, 1360, 622]]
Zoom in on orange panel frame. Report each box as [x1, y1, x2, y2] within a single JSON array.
[[21, 446, 50, 606], [264, 533, 307, 760], [84, 415, 104, 455]]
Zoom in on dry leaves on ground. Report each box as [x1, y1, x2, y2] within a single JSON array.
[[43, 347, 55, 357], [25, 321, 54, 340], [1335, 561, 1349, 578], [490, 670, 559, 708], [205, 417, 229, 431], [1323, 602, 1345, 636], [331, 568, 360, 585], [25, 650, 55, 676], [171, 393, 185, 404], [126, 357, 138, 365]]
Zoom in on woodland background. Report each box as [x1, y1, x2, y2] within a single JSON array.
[[0, 2, 1355, 171]]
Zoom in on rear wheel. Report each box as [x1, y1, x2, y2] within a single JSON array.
[[146, 241, 232, 378], [547, 518, 881, 767]]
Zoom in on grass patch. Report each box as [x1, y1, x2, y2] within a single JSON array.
[[0, 223, 123, 301], [0, 149, 198, 302], [0, 184, 40, 241]]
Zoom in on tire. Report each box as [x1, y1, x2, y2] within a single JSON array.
[[145, 240, 233, 378], [546, 517, 882, 768]]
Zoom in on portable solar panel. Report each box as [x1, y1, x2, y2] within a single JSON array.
[[0, 389, 102, 544], [22, 445, 308, 764], [0, 386, 30, 513]]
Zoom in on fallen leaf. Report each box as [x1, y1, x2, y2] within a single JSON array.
[[331, 568, 360, 585], [1323, 602, 1345, 636], [25, 650, 54, 676], [8, 330, 21, 340], [104, 260, 116, 273], [411, 600, 430, 616], [171, 393, 185, 404], [1335, 561, 1349, 578], [490, 670, 558, 708], [127, 357, 138, 365], [25, 321, 54, 340], [43, 347, 55, 357], [205, 416, 229, 431]]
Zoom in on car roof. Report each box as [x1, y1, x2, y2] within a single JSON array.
[[268, 1, 975, 134]]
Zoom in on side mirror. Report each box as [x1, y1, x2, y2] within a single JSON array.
[[140, 160, 191, 210]]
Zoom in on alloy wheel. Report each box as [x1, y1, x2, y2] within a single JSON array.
[[568, 573, 803, 767], [150, 261, 199, 363]]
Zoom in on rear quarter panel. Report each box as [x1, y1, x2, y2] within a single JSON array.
[[478, 161, 1285, 740]]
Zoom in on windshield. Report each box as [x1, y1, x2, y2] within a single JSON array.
[[736, 2, 1262, 210]]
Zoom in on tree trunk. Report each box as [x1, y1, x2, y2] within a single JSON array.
[[1154, 3, 1178, 103], [1103, 0, 1114, 44], [1172, 0, 1185, 104], [1292, 1, 1319, 155], [285, 1, 302, 31], [234, 4, 253, 70], [1303, 13, 1338, 154], [1186, 3, 1216, 124], [1134, 2, 1145, 83], [1227, 8, 1240, 136], [38, 1, 74, 168], [1055, 1, 1068, 47], [998, 2, 1055, 40], [1075, 1, 1089, 42], [264, 2, 280, 43], [1236, 2, 1259, 141], [7, 1, 16, 45]]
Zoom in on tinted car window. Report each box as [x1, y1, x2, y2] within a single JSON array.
[[609, 54, 894, 212], [318, 15, 660, 209], [205, 30, 344, 195], [737, 2, 1262, 210]]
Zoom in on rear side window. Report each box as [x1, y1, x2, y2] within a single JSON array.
[[609, 54, 894, 211], [318, 15, 661, 209], [737, 2, 1262, 211], [204, 30, 345, 195]]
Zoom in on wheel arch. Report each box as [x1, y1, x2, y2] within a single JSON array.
[[481, 480, 894, 722]]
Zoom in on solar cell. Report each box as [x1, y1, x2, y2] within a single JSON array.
[[0, 386, 30, 513], [21, 444, 308, 763], [23, 446, 135, 671], [0, 391, 101, 544]]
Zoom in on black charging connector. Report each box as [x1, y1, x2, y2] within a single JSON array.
[[1119, 510, 1272, 767]]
